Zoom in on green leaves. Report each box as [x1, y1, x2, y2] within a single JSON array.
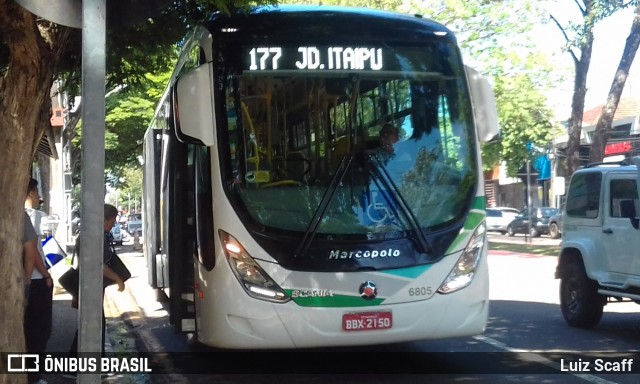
[[404, 0, 560, 176], [103, 71, 171, 181]]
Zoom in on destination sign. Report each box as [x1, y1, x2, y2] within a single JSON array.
[[245, 46, 384, 71]]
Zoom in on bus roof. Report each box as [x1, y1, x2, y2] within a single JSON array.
[[206, 5, 455, 44]]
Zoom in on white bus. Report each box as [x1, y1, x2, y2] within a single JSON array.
[[143, 5, 498, 349]]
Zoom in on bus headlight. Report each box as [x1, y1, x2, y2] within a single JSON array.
[[219, 230, 290, 303], [437, 222, 485, 294]]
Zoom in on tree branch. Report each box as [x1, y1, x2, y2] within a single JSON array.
[[550, 14, 579, 64], [574, 0, 586, 16]]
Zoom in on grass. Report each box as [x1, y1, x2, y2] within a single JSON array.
[[489, 241, 560, 257]]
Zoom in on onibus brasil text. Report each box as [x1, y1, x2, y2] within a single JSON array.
[[6, 354, 152, 374]]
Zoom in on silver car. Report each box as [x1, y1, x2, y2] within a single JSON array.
[[485, 207, 519, 234]]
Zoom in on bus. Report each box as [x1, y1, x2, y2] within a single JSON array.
[[143, 5, 499, 349]]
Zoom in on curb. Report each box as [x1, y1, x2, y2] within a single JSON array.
[[104, 283, 144, 329], [102, 252, 151, 384]]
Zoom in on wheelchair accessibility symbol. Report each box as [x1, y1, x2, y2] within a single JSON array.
[[366, 190, 394, 223]]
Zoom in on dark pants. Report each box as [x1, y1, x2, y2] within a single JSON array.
[[24, 278, 53, 383]]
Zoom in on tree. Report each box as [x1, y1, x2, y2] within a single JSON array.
[[404, 0, 560, 176], [107, 167, 143, 212], [0, 1, 73, 365], [484, 66, 558, 177], [551, 0, 633, 174], [0, 0, 269, 372], [590, 1, 640, 162], [104, 75, 165, 183], [68, 71, 171, 190]]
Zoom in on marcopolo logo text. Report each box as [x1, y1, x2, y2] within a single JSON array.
[[328, 249, 400, 260]]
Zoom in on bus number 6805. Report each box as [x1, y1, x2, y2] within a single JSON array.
[[408, 286, 432, 296]]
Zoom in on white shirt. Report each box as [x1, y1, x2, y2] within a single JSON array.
[[25, 208, 48, 280]]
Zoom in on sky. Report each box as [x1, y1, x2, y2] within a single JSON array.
[[539, 2, 640, 118], [584, 8, 639, 107]]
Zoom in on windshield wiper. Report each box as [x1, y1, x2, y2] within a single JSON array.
[[294, 154, 354, 258], [368, 153, 431, 254]]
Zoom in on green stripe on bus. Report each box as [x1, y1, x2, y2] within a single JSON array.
[[286, 293, 385, 307], [380, 264, 431, 279], [446, 197, 485, 252], [472, 196, 486, 210]]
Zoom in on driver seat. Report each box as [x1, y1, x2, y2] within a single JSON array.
[[285, 151, 308, 182]]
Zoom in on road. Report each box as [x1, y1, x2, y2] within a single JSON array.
[[40, 234, 640, 383]]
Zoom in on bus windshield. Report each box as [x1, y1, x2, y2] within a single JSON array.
[[218, 42, 477, 242]]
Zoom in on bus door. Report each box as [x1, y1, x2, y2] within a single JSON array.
[[143, 128, 164, 289], [193, 146, 215, 271], [162, 130, 197, 332]]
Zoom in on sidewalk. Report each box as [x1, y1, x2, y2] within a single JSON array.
[[487, 232, 561, 247], [41, 244, 150, 384]]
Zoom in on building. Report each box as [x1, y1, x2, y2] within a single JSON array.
[[579, 98, 640, 162], [485, 98, 640, 211], [32, 81, 74, 251]]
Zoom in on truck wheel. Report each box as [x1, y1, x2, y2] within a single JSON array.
[[549, 223, 561, 239], [560, 261, 604, 328]]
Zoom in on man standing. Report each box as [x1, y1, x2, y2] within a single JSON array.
[[67, 204, 126, 361], [24, 178, 53, 384]]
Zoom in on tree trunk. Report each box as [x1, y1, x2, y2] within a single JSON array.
[[565, 2, 595, 176], [589, 2, 640, 163], [0, 2, 70, 381]]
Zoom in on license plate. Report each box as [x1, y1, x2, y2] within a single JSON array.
[[342, 311, 392, 331]]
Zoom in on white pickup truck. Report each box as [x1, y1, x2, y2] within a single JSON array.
[[555, 157, 640, 328]]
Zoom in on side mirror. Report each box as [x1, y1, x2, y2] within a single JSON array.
[[174, 63, 215, 146], [465, 66, 499, 143]]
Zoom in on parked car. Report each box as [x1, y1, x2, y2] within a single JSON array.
[[486, 207, 520, 234], [506, 207, 561, 237], [548, 212, 563, 239], [126, 213, 142, 236], [110, 222, 123, 245]]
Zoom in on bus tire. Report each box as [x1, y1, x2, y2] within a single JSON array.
[[560, 261, 604, 328], [186, 333, 207, 351]]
